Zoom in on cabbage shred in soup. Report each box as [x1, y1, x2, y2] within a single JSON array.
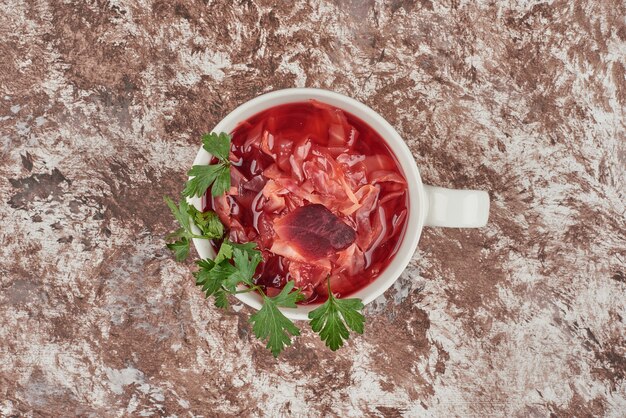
[[202, 101, 408, 304]]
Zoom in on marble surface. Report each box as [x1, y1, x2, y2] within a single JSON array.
[[1, 1, 625, 416]]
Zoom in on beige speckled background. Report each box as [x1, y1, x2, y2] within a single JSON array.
[[1, 1, 625, 417]]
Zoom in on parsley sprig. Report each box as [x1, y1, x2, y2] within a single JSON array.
[[183, 132, 232, 198], [250, 281, 304, 357], [164, 132, 366, 357], [308, 279, 365, 350], [164, 196, 223, 261], [192, 237, 307, 356]]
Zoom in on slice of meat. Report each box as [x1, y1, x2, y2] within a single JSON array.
[[273, 204, 356, 260]]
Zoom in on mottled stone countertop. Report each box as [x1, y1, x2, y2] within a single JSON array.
[[1, 1, 625, 417]]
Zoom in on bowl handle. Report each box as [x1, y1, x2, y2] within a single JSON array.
[[423, 185, 490, 228]]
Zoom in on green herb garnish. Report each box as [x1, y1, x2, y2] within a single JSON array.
[[188, 205, 224, 238], [165, 131, 366, 357], [192, 243, 305, 357], [250, 281, 304, 357], [308, 278, 365, 350], [164, 196, 222, 262], [214, 239, 259, 264], [183, 132, 232, 198], [194, 257, 236, 309]]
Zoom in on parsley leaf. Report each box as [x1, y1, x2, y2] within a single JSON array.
[[166, 238, 190, 262], [228, 240, 259, 257], [222, 248, 261, 291], [213, 241, 234, 264], [194, 259, 214, 286], [271, 280, 306, 307], [183, 132, 232, 198], [209, 261, 240, 292], [211, 164, 232, 196], [249, 281, 303, 357], [194, 259, 233, 309], [194, 243, 262, 296], [214, 289, 229, 309], [183, 164, 229, 198], [214, 240, 259, 264], [165, 227, 186, 241], [308, 279, 365, 351], [188, 205, 224, 238], [164, 196, 224, 261], [194, 259, 219, 296], [165, 196, 190, 232], [202, 132, 231, 162], [164, 196, 193, 261], [233, 248, 262, 285]]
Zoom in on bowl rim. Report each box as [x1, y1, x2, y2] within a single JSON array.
[[189, 88, 425, 321]]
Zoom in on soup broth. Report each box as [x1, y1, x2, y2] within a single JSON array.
[[203, 101, 409, 303]]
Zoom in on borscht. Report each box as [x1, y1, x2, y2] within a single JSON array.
[[202, 100, 408, 304]]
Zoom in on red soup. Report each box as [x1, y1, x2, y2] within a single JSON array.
[[203, 101, 408, 304]]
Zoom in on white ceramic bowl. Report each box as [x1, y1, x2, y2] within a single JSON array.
[[189, 88, 489, 321]]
